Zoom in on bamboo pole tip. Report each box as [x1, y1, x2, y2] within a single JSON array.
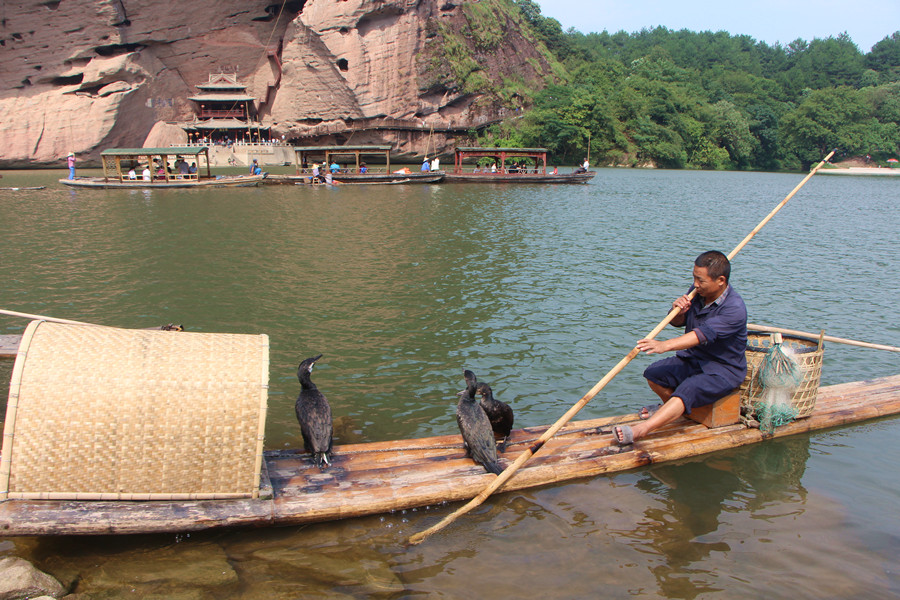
[[408, 523, 443, 545]]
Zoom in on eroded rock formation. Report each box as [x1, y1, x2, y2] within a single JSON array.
[[0, 0, 559, 167]]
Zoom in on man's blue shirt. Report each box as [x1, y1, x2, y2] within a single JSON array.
[[675, 284, 748, 385]]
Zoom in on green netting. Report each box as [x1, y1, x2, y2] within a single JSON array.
[[754, 341, 803, 435]]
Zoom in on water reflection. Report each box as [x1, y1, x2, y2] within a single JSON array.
[[1, 169, 899, 597], [628, 437, 809, 599], [8, 436, 892, 600]]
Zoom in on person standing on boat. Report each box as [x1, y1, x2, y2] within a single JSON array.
[[614, 251, 747, 445], [66, 152, 76, 179]]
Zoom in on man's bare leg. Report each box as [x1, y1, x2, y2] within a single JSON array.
[[641, 381, 674, 419], [617, 396, 687, 443]]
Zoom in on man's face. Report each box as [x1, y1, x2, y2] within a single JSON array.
[[692, 265, 726, 300]]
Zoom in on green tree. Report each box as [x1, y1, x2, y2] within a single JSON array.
[[478, 5, 894, 171], [707, 100, 757, 167], [746, 103, 786, 169], [512, 0, 573, 59], [628, 116, 687, 168], [780, 34, 865, 92], [866, 32, 900, 83], [779, 87, 887, 162]]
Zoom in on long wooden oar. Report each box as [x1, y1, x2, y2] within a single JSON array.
[[748, 323, 900, 353], [407, 149, 836, 545]]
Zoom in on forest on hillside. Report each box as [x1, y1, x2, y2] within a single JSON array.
[[476, 0, 900, 170]]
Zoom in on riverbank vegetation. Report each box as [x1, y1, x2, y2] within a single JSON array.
[[478, 1, 900, 170]]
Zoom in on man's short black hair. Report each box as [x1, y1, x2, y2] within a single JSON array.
[[695, 251, 730, 282]]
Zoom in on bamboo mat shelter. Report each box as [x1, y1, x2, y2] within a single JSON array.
[[0, 321, 269, 501]]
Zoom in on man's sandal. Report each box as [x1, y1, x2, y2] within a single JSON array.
[[640, 404, 662, 420], [613, 424, 634, 446]]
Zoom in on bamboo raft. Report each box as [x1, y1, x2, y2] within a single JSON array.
[[1, 374, 897, 536]]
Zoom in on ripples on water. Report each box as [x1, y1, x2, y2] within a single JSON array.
[[0, 168, 898, 598]]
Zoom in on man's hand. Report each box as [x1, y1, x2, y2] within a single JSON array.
[[637, 338, 668, 354], [672, 295, 691, 314]]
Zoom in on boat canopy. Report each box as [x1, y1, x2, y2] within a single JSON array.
[[455, 146, 549, 155], [100, 147, 210, 156], [294, 145, 393, 174], [453, 147, 549, 174]]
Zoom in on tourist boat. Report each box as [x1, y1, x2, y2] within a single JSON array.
[[268, 145, 444, 185], [58, 147, 265, 189], [0, 320, 897, 536], [442, 147, 596, 183]]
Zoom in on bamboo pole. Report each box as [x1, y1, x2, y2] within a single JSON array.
[[587, 130, 591, 165], [0, 309, 95, 326], [748, 323, 900, 353], [407, 149, 837, 545]]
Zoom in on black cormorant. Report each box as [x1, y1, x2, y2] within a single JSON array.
[[295, 354, 333, 469], [477, 382, 514, 451], [457, 370, 503, 475]]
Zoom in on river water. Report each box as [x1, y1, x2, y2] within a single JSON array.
[[0, 168, 898, 598]]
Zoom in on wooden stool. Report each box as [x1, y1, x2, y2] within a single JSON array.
[[687, 390, 741, 428]]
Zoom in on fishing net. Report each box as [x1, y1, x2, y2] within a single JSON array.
[[754, 334, 802, 435]]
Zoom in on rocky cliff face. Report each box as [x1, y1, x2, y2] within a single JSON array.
[[0, 0, 560, 167]]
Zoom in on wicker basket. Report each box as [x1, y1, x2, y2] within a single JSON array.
[[739, 332, 823, 419], [1, 321, 269, 501]]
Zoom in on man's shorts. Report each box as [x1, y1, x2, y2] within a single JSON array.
[[643, 356, 736, 414]]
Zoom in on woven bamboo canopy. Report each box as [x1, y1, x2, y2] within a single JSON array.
[[0, 321, 269, 501]]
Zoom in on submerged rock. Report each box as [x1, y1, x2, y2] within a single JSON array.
[[78, 542, 238, 591], [0, 556, 66, 600]]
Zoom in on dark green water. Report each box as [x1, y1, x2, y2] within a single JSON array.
[[1, 168, 898, 598]]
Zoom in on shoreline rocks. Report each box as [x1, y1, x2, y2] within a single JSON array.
[[0, 556, 66, 600]]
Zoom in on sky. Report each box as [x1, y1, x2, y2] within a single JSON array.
[[532, 0, 899, 53]]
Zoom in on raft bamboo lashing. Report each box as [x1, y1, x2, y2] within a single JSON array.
[[0, 374, 898, 536]]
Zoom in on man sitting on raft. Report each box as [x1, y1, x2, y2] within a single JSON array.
[[615, 250, 747, 445]]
